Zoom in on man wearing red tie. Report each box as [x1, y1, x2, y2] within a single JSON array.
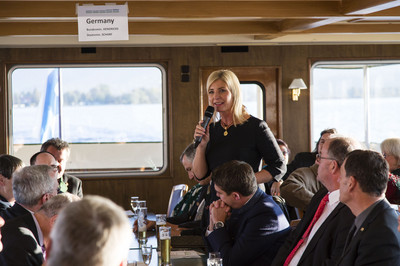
[[272, 136, 360, 266]]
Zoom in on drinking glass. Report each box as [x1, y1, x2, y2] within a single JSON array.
[[141, 244, 153, 265], [136, 200, 147, 212], [155, 214, 167, 250], [207, 258, 223, 266], [208, 252, 222, 266], [138, 207, 148, 244], [159, 226, 171, 266], [130, 197, 139, 219]]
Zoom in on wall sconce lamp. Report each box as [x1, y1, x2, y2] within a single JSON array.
[[289, 78, 307, 101]]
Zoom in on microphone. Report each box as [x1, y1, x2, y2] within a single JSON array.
[[194, 106, 214, 148]]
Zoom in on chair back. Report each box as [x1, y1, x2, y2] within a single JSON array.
[[167, 184, 188, 217]]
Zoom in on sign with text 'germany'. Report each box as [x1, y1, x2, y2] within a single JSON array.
[[77, 4, 128, 42]]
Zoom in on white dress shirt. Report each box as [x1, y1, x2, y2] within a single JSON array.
[[289, 189, 340, 266]]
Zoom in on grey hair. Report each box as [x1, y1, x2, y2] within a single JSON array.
[[47, 195, 131, 266], [381, 138, 400, 164], [12, 165, 57, 206], [327, 136, 362, 167], [180, 143, 196, 163], [38, 193, 80, 218]]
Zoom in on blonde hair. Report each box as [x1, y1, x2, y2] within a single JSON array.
[[381, 138, 400, 165], [206, 69, 248, 125]]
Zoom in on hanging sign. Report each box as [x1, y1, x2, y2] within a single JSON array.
[[77, 4, 129, 42]]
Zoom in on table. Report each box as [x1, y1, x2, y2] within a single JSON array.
[[128, 248, 207, 266], [126, 211, 207, 265]]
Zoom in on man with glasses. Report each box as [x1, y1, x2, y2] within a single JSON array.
[[273, 136, 360, 266], [0, 165, 58, 221], [281, 129, 335, 212]]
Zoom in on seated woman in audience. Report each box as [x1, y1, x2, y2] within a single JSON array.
[[381, 138, 400, 204], [270, 139, 290, 196]]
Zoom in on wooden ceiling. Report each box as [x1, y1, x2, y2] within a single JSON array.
[[1, 0, 400, 47]]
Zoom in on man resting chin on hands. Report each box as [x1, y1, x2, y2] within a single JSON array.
[[205, 160, 291, 266]]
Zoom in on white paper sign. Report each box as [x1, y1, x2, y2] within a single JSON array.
[[77, 4, 128, 42]]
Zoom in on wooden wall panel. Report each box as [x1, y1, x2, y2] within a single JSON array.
[[1, 44, 400, 212]]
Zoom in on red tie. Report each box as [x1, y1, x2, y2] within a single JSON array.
[[284, 193, 330, 266]]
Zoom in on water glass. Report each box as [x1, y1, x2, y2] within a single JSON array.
[[159, 226, 171, 266], [207, 258, 223, 266], [208, 252, 222, 266], [130, 196, 139, 218], [138, 207, 148, 243], [156, 214, 167, 249], [141, 244, 153, 265]]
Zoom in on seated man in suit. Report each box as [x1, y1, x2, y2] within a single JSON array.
[[168, 142, 210, 225], [0, 154, 24, 211], [0, 193, 79, 266], [41, 138, 83, 197], [0, 165, 58, 220], [337, 150, 400, 265], [46, 195, 131, 266], [273, 136, 360, 266], [206, 160, 290, 266]]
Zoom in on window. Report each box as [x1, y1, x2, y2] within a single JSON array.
[[241, 82, 265, 120], [9, 64, 167, 176], [311, 61, 400, 150]]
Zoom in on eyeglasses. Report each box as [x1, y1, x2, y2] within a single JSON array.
[[316, 154, 336, 162]]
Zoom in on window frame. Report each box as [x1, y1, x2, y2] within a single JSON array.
[[310, 59, 400, 150], [7, 63, 169, 177]]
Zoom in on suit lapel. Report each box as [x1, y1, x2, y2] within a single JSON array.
[[298, 203, 345, 262], [339, 200, 388, 260]]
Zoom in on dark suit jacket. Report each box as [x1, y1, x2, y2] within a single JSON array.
[[272, 187, 355, 266], [0, 195, 11, 212], [0, 213, 43, 266], [62, 173, 83, 198], [206, 188, 291, 266], [0, 202, 31, 221], [336, 199, 400, 266]]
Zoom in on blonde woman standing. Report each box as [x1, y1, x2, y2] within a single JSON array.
[[193, 69, 286, 198]]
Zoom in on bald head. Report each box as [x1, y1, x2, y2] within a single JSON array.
[[31, 151, 59, 178]]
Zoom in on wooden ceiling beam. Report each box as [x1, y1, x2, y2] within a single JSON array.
[[341, 0, 400, 15], [0, 1, 340, 19], [255, 22, 400, 39], [279, 17, 346, 32], [303, 23, 400, 33], [0, 21, 279, 36]]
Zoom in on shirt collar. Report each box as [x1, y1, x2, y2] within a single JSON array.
[[327, 189, 340, 207], [354, 199, 383, 230], [31, 213, 44, 247]]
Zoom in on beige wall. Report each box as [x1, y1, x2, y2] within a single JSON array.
[[1, 44, 399, 211]]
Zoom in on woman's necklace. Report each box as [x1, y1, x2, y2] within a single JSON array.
[[221, 120, 233, 136]]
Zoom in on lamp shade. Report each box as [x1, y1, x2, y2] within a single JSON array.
[[289, 78, 307, 90]]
